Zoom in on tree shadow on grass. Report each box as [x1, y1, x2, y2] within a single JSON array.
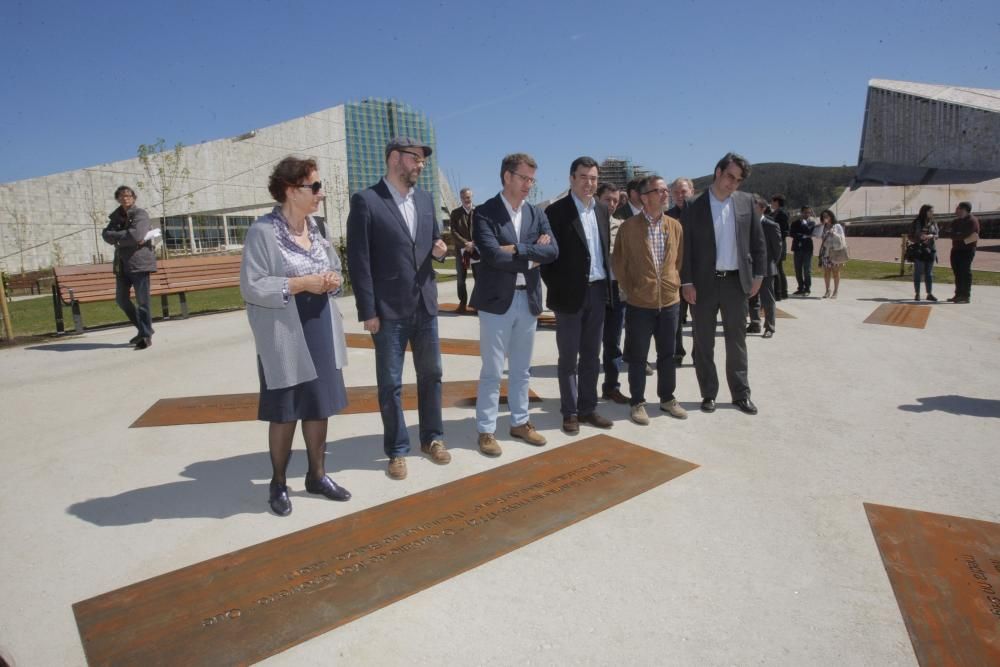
[[898, 395, 1000, 419]]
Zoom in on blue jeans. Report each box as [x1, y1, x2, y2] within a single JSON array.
[[372, 306, 443, 456], [115, 271, 153, 338], [477, 290, 536, 434], [626, 302, 679, 406], [913, 257, 934, 295]]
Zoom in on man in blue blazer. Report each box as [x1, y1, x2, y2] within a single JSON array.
[[471, 153, 558, 457], [347, 137, 450, 480]]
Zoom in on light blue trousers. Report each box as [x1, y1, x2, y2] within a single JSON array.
[[476, 290, 537, 434]]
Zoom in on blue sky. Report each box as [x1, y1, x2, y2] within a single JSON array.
[[1, 0, 997, 202]]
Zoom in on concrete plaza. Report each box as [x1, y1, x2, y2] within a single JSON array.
[[1, 277, 998, 665]]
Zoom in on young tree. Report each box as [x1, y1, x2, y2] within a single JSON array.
[[0, 184, 30, 273], [136, 139, 191, 258]]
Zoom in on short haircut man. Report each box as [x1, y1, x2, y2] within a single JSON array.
[[346, 136, 451, 480], [541, 156, 614, 434], [666, 176, 695, 365], [612, 175, 688, 424], [789, 204, 816, 295], [101, 185, 157, 349], [680, 152, 766, 415], [615, 177, 643, 219], [449, 187, 476, 311], [470, 153, 558, 457], [769, 193, 790, 299], [596, 183, 629, 404]]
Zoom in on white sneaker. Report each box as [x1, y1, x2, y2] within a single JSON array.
[[630, 404, 650, 425]]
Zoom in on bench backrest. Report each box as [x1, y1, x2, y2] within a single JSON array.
[[54, 255, 243, 304]]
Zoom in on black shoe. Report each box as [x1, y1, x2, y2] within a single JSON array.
[[135, 337, 152, 350], [746, 323, 762, 334], [304, 475, 351, 501], [645, 362, 654, 376], [955, 297, 970, 304], [129, 334, 142, 345], [926, 294, 937, 302], [733, 398, 758, 415], [803, 290, 810, 297], [700, 398, 716, 413], [268, 481, 292, 516], [674, 355, 685, 367], [762, 329, 774, 339], [946, 296, 957, 302], [792, 289, 804, 295]]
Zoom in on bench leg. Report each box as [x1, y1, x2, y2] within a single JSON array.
[[71, 300, 83, 333], [52, 285, 65, 334], [161, 294, 170, 320], [180, 292, 189, 318]]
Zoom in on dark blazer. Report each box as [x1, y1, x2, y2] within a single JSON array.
[[449, 205, 474, 255], [680, 190, 766, 295], [772, 207, 789, 259], [346, 179, 441, 321], [470, 194, 558, 316], [761, 216, 783, 277], [540, 194, 612, 313], [789, 217, 815, 253]]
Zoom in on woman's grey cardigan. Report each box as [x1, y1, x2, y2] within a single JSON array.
[[240, 217, 348, 390]]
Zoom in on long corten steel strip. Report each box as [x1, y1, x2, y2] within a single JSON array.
[[130, 380, 539, 427], [865, 503, 1000, 666], [73, 436, 698, 665]]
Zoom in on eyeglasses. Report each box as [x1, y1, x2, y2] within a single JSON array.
[[296, 181, 324, 194], [400, 150, 427, 165], [511, 172, 537, 185], [642, 188, 669, 196]]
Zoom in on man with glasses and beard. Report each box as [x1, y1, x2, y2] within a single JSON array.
[[347, 137, 450, 480]]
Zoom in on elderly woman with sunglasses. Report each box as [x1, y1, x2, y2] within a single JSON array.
[[240, 156, 351, 517]]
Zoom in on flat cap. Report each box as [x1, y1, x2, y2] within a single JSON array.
[[385, 136, 433, 159]]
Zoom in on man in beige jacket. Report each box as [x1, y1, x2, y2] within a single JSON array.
[[612, 175, 688, 425]]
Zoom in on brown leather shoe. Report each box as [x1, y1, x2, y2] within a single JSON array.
[[420, 440, 451, 464], [562, 415, 580, 435], [478, 432, 502, 457], [387, 456, 407, 480], [510, 421, 546, 446], [601, 388, 630, 404], [580, 411, 613, 429]]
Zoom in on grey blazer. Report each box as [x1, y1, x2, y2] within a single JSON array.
[[240, 215, 348, 390], [102, 205, 158, 273], [680, 190, 765, 295]]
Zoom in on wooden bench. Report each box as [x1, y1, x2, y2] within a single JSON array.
[[52, 255, 243, 333]]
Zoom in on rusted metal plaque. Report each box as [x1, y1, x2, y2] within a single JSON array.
[[438, 302, 477, 314], [73, 436, 697, 665], [863, 304, 931, 328], [344, 332, 480, 356], [865, 503, 1000, 666], [775, 307, 795, 319], [130, 381, 540, 427]]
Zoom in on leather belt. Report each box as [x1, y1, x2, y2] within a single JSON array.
[[714, 270, 738, 278], [514, 285, 527, 290]]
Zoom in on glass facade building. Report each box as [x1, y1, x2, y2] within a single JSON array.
[[344, 98, 442, 217]]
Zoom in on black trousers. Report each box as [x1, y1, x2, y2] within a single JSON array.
[[690, 274, 750, 401], [950, 247, 976, 299], [555, 280, 608, 417]]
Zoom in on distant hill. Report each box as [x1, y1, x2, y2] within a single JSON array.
[[691, 163, 855, 211]]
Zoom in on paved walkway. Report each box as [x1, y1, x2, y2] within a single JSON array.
[[842, 236, 1000, 271], [1, 278, 998, 665]]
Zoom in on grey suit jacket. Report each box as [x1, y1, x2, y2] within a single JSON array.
[[470, 194, 558, 316], [680, 190, 765, 295], [240, 214, 347, 390], [346, 179, 441, 322]]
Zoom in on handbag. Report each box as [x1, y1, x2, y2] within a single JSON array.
[[905, 242, 931, 262], [829, 246, 849, 264]]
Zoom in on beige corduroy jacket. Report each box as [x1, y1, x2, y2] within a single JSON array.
[[612, 212, 684, 310]]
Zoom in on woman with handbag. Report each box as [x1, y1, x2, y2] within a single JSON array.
[[240, 156, 352, 516], [817, 210, 848, 298], [909, 204, 939, 301]]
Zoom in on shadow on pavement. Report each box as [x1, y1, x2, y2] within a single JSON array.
[[898, 395, 1000, 418], [28, 342, 134, 351]]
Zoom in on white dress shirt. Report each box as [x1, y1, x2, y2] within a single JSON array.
[[709, 188, 739, 271], [383, 178, 416, 240], [500, 193, 527, 286]]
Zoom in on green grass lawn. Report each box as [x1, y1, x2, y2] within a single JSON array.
[[3, 271, 458, 340], [794, 257, 1000, 287]]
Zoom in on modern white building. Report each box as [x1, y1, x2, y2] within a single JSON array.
[[834, 79, 1000, 220], [0, 99, 456, 274]]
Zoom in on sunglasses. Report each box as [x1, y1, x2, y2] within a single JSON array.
[[295, 181, 323, 194]]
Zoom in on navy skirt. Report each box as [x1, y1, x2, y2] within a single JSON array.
[[257, 293, 348, 422]]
